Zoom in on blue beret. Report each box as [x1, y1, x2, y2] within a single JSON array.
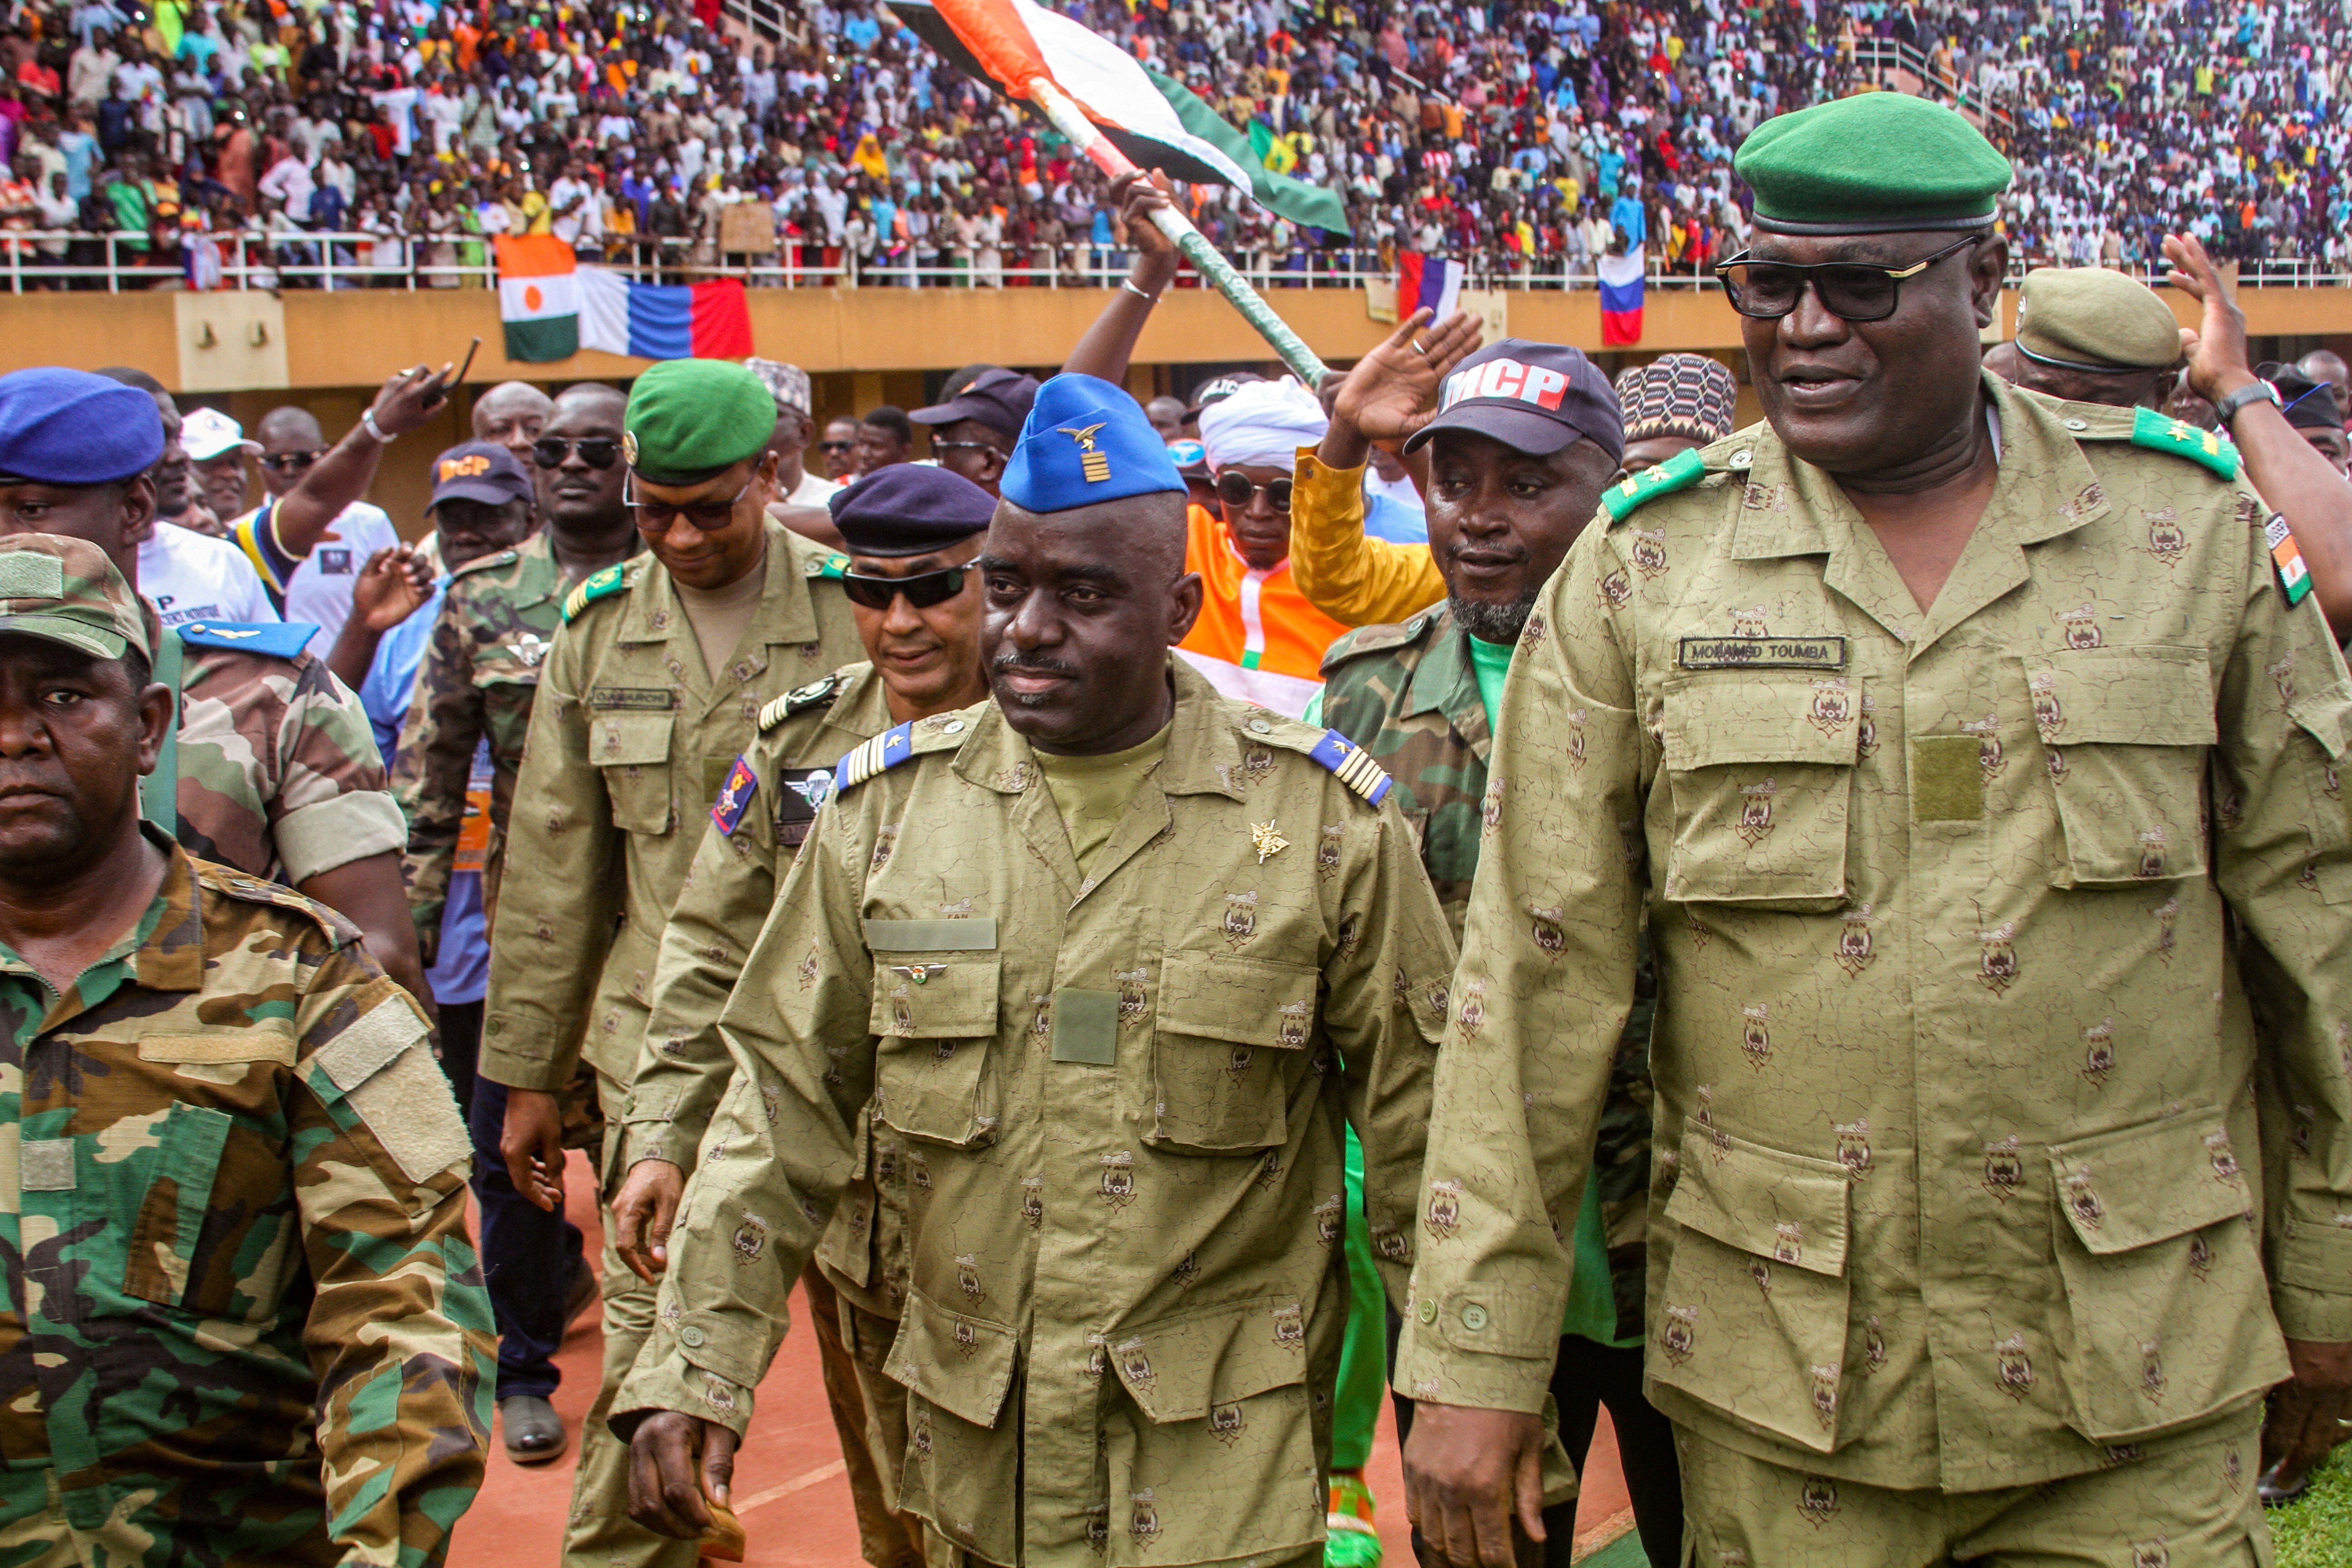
[[0, 368, 166, 486], [827, 463, 998, 557], [1001, 373, 1183, 514]]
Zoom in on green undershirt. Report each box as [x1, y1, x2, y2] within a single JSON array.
[[1031, 725, 1171, 878]]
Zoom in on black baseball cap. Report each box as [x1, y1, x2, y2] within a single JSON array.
[[2257, 363, 2345, 432], [1182, 371, 1266, 421], [910, 367, 1040, 445], [428, 441, 534, 508], [1403, 339, 1625, 464]]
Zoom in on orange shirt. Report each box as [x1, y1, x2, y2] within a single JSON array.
[[1176, 503, 1351, 719]]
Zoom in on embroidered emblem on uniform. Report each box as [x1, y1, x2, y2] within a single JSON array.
[[2135, 828, 2169, 879], [1862, 1315, 1887, 1373], [1630, 527, 1668, 578], [1742, 481, 1787, 512], [1810, 1362, 1841, 1428], [1224, 1045, 1255, 1081], [2082, 1020, 2116, 1085], [1729, 605, 1771, 637], [1114, 969, 1149, 1028], [1222, 891, 1258, 946], [1479, 776, 1507, 834], [2151, 894, 2180, 964], [730, 1210, 768, 1262], [1519, 610, 1548, 651], [1749, 1258, 1772, 1294], [1084, 1504, 1109, 1550], [907, 1150, 932, 1191], [911, 1416, 933, 1457], [1599, 568, 1632, 610], [1016, 1174, 1043, 1228], [1426, 1177, 1464, 1239], [1277, 1000, 1311, 1049], [2063, 1165, 2103, 1228], [2140, 1339, 2167, 1402], [1208, 1401, 1247, 1444], [1796, 1478, 1839, 1527], [1257, 1149, 1283, 1189], [1529, 903, 1565, 956], [1740, 1003, 1771, 1069], [1271, 1303, 1306, 1345], [1372, 1225, 1409, 1262], [2185, 1231, 2216, 1282], [1735, 778, 1778, 846], [1857, 694, 1880, 758], [952, 1318, 980, 1358], [1995, 1334, 2034, 1397], [1661, 1302, 1698, 1364], [1984, 1135, 2024, 1201], [704, 1375, 737, 1414], [1030, 994, 1053, 1043], [1099, 1150, 1135, 1208], [1836, 1119, 1872, 1178], [2143, 506, 2187, 565], [2270, 657, 2297, 708], [1237, 743, 1277, 786], [1977, 921, 2018, 995], [2133, 1540, 2169, 1568], [710, 755, 758, 835], [2205, 1128, 2241, 1182], [1772, 1219, 1805, 1266], [2052, 603, 2104, 650], [1456, 980, 1487, 1039], [1315, 1194, 1345, 1245], [956, 1254, 984, 1300], [1128, 1489, 1160, 1544], [2029, 671, 2063, 743], [1250, 819, 1289, 863], [1835, 905, 1875, 976], [1058, 422, 1112, 482], [1963, 714, 2005, 781], [1807, 678, 1853, 735]]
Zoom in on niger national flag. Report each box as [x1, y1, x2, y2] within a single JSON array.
[[496, 235, 579, 363]]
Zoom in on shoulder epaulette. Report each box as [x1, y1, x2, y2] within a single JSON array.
[[804, 552, 850, 580], [1306, 727, 1394, 806], [447, 545, 519, 582], [760, 669, 846, 730], [1321, 612, 1434, 674], [833, 710, 974, 793], [2123, 405, 2239, 480], [176, 620, 319, 660], [195, 859, 359, 944], [561, 561, 632, 622], [1600, 446, 1708, 521]]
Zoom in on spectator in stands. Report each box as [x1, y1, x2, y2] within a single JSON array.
[[853, 403, 913, 475]]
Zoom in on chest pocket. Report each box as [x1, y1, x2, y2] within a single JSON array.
[[869, 956, 1002, 1149], [2028, 647, 2215, 887], [1660, 670, 1859, 911], [1147, 952, 1318, 1154], [590, 711, 675, 835]]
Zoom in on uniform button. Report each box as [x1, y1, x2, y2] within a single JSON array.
[[1248, 718, 1272, 734], [1727, 451, 1753, 469], [2065, 418, 2088, 431], [1460, 1303, 1489, 1331], [1417, 1298, 1438, 1325], [680, 1325, 705, 1348], [944, 719, 965, 735]]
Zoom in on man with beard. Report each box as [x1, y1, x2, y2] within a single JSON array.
[[392, 381, 642, 1465], [1400, 91, 2352, 1566], [1304, 329, 1678, 1567], [611, 375, 1455, 1568]]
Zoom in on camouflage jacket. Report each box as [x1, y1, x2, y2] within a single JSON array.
[[391, 531, 573, 963], [0, 838, 494, 1565], [172, 623, 409, 888], [1321, 608, 1654, 1339]]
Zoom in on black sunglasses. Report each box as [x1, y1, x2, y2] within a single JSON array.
[[1215, 472, 1294, 511], [817, 439, 856, 453], [1713, 234, 1983, 323], [260, 448, 325, 472], [840, 565, 967, 610], [532, 436, 622, 470]]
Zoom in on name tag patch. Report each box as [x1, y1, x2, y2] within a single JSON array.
[[589, 687, 678, 710], [1678, 636, 1848, 671]]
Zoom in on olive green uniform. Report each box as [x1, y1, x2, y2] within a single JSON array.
[[1395, 379, 2352, 1561], [477, 521, 862, 1568], [614, 660, 1458, 1568], [624, 660, 922, 1567]]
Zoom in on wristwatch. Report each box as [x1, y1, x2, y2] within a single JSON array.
[[2214, 378, 2283, 427]]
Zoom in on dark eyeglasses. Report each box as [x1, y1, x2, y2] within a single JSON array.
[[930, 440, 998, 456], [817, 439, 856, 453], [840, 565, 967, 610], [532, 436, 622, 470], [1215, 472, 1294, 511], [625, 474, 754, 534], [260, 448, 325, 473], [1713, 235, 1983, 323]]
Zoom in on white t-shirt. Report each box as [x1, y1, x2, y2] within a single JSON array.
[[787, 469, 843, 507], [139, 521, 280, 630], [282, 502, 400, 655]]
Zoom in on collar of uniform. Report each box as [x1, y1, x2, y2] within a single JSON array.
[[952, 655, 1248, 802], [1398, 608, 1490, 740], [503, 527, 566, 607], [616, 521, 822, 652]]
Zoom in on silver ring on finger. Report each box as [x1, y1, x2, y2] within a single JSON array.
[[1412, 338, 1432, 356]]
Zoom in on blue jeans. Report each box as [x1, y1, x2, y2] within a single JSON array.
[[468, 1077, 588, 1401]]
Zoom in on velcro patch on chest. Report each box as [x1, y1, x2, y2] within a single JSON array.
[[1677, 636, 1848, 671]]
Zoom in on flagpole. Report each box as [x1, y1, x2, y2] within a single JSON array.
[[1024, 77, 1330, 387]]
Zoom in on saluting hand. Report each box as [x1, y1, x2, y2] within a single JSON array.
[[1318, 306, 1486, 471]]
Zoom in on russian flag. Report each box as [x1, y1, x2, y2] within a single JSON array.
[[1396, 252, 1463, 320], [578, 267, 755, 361], [1598, 250, 1646, 345]]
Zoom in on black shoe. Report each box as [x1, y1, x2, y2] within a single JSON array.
[[564, 1258, 599, 1332], [500, 1395, 568, 1464]]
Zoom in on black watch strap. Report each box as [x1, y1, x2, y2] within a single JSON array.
[[2215, 379, 2283, 426]]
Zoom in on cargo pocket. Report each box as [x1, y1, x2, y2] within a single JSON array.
[[591, 712, 676, 835], [1650, 1127, 1854, 1452], [121, 1101, 234, 1309], [887, 1288, 1021, 1565], [1103, 1296, 1322, 1565], [2028, 647, 2215, 886], [2047, 1112, 2285, 1442], [1660, 671, 1859, 911], [1147, 953, 1317, 1154], [870, 956, 1001, 1148]]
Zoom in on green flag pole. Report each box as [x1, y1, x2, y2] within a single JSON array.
[[1026, 77, 1330, 388]]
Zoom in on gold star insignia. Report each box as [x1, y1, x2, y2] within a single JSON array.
[[1251, 819, 1290, 864]]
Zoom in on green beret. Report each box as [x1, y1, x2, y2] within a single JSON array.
[[623, 360, 779, 485], [2014, 267, 2183, 372], [1735, 91, 2012, 235]]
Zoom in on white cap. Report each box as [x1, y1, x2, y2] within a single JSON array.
[[181, 407, 260, 462]]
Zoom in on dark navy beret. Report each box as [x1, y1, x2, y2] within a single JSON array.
[[0, 368, 167, 486], [1002, 373, 1183, 513], [826, 462, 999, 557]]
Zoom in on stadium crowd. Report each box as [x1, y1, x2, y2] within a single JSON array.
[[2, 0, 2352, 288]]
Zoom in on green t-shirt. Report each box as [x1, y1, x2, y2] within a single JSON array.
[[1469, 633, 1636, 1348], [1031, 725, 1171, 877]]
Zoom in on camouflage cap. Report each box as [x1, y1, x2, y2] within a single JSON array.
[[0, 534, 151, 662]]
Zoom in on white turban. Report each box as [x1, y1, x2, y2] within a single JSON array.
[[1198, 376, 1328, 472]]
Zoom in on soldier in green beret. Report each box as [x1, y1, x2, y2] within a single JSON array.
[[1401, 89, 2352, 1565], [478, 358, 865, 1568]]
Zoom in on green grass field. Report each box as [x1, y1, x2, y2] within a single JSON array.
[[2271, 1448, 2352, 1567]]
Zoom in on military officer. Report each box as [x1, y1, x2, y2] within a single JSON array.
[[0, 368, 429, 1013], [611, 462, 998, 1568], [1399, 91, 2352, 1566], [478, 358, 864, 1568], [611, 375, 1457, 1568], [0, 534, 492, 1566]]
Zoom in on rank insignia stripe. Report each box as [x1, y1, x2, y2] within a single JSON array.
[[1601, 446, 1707, 521], [1677, 635, 1849, 671], [710, 755, 759, 836], [834, 721, 918, 793], [1307, 729, 1394, 805], [561, 560, 632, 622], [2127, 404, 2240, 480]]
